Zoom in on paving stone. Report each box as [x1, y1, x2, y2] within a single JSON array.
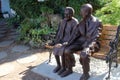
[[0, 34, 4, 38], [0, 63, 14, 77], [9, 34, 19, 38], [0, 40, 14, 47], [8, 32, 18, 36], [12, 45, 30, 53], [0, 30, 6, 34], [0, 27, 8, 29], [0, 20, 7, 26], [10, 29, 16, 32], [32, 54, 120, 80], [7, 35, 18, 41], [16, 54, 37, 64], [0, 52, 7, 60], [6, 37, 19, 41]]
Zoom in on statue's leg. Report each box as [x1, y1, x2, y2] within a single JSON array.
[[79, 52, 90, 80], [58, 54, 66, 75], [53, 55, 61, 73], [60, 48, 75, 77], [60, 44, 82, 77]]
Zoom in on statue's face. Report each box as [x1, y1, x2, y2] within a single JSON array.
[[80, 7, 89, 19], [64, 9, 72, 21]]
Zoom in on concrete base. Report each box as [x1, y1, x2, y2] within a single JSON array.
[[32, 60, 80, 80], [31, 54, 114, 80], [0, 34, 4, 38]]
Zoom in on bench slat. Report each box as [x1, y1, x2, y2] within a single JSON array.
[[103, 26, 118, 31], [92, 25, 118, 59], [100, 40, 111, 47], [102, 30, 117, 36], [101, 35, 116, 40]]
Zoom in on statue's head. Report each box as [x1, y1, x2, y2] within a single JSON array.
[[64, 7, 74, 21], [80, 3, 93, 19]]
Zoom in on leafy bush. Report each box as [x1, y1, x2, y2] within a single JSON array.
[[68, 0, 108, 19], [17, 15, 55, 47], [9, 0, 109, 47], [95, 0, 120, 25], [10, 0, 42, 18], [10, 0, 108, 18], [6, 15, 22, 28]]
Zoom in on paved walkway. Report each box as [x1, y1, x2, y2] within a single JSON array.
[[0, 19, 50, 80]]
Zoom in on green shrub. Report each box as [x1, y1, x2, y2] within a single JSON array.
[[10, 0, 108, 18], [18, 16, 55, 47], [10, 0, 42, 18], [9, 0, 110, 47], [67, 0, 108, 20], [95, 0, 120, 25]]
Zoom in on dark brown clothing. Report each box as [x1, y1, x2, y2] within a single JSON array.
[[53, 17, 78, 69], [79, 54, 90, 74], [53, 17, 78, 56], [67, 15, 102, 48], [64, 15, 102, 56], [64, 15, 102, 74], [54, 17, 78, 44]]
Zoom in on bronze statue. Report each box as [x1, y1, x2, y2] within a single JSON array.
[[63, 4, 102, 80], [51, 7, 78, 77]]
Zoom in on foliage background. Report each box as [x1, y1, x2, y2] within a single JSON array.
[[10, 0, 108, 18], [95, 0, 120, 25], [9, 0, 119, 47]]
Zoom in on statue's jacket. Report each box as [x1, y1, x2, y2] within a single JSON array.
[[67, 15, 103, 49]]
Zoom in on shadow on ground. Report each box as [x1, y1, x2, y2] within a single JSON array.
[[0, 45, 50, 65], [21, 66, 47, 80]]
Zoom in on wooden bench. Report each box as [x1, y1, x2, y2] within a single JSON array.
[[91, 25, 119, 59], [45, 25, 120, 79]]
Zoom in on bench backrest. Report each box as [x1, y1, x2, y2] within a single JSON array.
[[100, 25, 118, 49]]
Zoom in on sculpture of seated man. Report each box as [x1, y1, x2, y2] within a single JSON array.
[[63, 4, 102, 80], [50, 7, 78, 77]]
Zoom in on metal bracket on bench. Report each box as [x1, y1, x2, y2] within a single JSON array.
[[105, 25, 120, 80], [47, 50, 52, 64], [45, 44, 54, 64]]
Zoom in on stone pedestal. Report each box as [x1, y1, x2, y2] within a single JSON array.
[[31, 54, 115, 80]]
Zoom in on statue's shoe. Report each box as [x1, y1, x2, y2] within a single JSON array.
[[80, 73, 90, 80], [57, 68, 66, 75], [53, 66, 61, 73], [60, 69, 73, 77]]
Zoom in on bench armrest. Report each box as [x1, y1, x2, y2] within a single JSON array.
[[45, 44, 54, 49]]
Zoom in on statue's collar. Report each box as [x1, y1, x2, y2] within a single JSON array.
[[85, 15, 93, 22]]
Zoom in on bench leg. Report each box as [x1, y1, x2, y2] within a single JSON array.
[[115, 60, 118, 68], [47, 50, 52, 64], [106, 60, 112, 80], [115, 52, 118, 68], [106, 56, 118, 80]]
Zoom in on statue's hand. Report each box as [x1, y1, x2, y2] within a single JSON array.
[[48, 42, 55, 46], [55, 43, 62, 48], [82, 47, 90, 56], [63, 42, 68, 45]]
